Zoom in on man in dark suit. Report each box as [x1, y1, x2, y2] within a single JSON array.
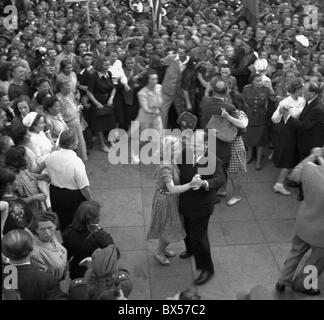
[[2, 229, 66, 300], [284, 81, 324, 200], [200, 80, 236, 195], [179, 130, 225, 286]]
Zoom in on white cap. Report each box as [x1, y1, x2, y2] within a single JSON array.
[[22, 112, 38, 128], [295, 35, 309, 48]]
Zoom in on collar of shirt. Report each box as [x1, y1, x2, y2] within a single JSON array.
[[98, 72, 109, 79], [308, 96, 317, 105], [80, 66, 93, 75], [174, 54, 190, 65]]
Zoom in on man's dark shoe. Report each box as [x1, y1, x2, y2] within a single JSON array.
[[194, 270, 214, 286], [292, 285, 321, 296], [179, 251, 192, 259], [275, 282, 286, 293]]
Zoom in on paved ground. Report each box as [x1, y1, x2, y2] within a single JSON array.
[[86, 148, 323, 300]]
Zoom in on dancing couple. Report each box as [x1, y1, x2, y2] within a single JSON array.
[[147, 131, 225, 286]]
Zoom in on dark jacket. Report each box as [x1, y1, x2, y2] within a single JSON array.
[[200, 96, 236, 129], [199, 96, 236, 169], [287, 97, 324, 159], [179, 150, 225, 217], [242, 84, 273, 126], [63, 226, 116, 280], [15, 264, 66, 300]]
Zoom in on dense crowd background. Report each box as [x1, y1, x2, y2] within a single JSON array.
[[1, 0, 324, 300]]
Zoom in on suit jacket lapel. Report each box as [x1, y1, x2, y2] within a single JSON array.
[[300, 98, 317, 119]]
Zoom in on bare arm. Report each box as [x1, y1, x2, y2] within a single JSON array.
[[80, 186, 92, 201], [197, 73, 209, 88], [165, 181, 192, 194], [183, 90, 192, 110]]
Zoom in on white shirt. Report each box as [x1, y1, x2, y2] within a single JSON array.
[[108, 59, 127, 85], [45, 148, 89, 190], [272, 95, 306, 124], [27, 131, 53, 164], [174, 54, 190, 73]]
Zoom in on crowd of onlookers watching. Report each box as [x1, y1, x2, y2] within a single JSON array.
[[1, 0, 324, 299]]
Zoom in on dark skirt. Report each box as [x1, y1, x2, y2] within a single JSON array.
[[273, 120, 298, 169], [246, 124, 268, 147], [50, 184, 85, 231], [89, 104, 116, 133], [216, 139, 232, 171]]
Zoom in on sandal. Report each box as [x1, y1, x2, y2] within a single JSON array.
[[154, 252, 170, 266], [164, 249, 176, 258]]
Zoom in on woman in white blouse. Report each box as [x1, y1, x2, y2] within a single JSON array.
[[23, 112, 55, 208], [130, 70, 163, 163], [271, 78, 306, 195]]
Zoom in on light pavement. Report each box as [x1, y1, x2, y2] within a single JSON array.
[[86, 149, 324, 300]]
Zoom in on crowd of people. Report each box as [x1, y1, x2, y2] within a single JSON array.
[[1, 0, 324, 300]]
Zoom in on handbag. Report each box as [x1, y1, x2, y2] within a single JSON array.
[[95, 93, 114, 116], [206, 114, 238, 142], [96, 104, 114, 116]]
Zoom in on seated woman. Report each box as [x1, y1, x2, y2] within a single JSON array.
[[2, 229, 66, 300], [0, 167, 33, 235], [63, 200, 117, 280], [28, 211, 68, 282]]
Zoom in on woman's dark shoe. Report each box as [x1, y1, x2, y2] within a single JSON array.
[[275, 282, 286, 293], [179, 251, 193, 259], [297, 193, 304, 201]]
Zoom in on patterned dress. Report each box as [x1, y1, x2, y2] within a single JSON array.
[[228, 110, 248, 173], [146, 164, 186, 243]]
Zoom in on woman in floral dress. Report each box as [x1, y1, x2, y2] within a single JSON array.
[[147, 136, 198, 266]]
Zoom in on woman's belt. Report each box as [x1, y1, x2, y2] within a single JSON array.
[[158, 188, 170, 195]]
